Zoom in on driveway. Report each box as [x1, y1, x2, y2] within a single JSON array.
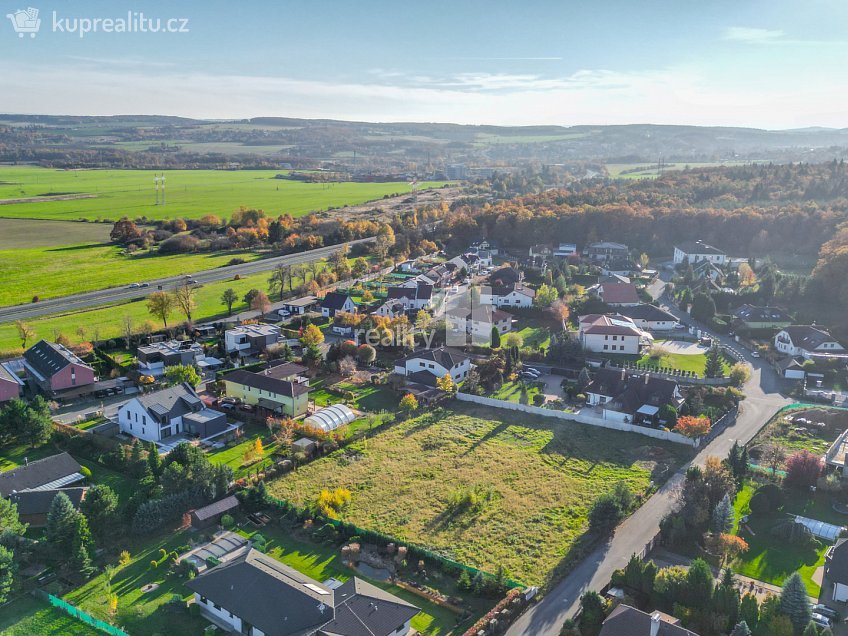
[[53, 393, 126, 424], [505, 276, 791, 636], [653, 340, 708, 355]]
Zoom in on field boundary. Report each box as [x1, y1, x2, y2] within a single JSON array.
[[455, 392, 698, 446], [33, 590, 129, 636]]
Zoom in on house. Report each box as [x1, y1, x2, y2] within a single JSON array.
[[475, 249, 493, 268], [774, 325, 846, 360], [692, 259, 724, 283], [584, 241, 629, 262], [0, 362, 24, 403], [224, 324, 282, 357], [385, 283, 433, 311], [9, 487, 87, 527], [321, 292, 357, 318], [223, 368, 310, 417], [597, 282, 641, 307], [397, 260, 419, 273], [23, 340, 96, 397], [825, 540, 848, 602], [578, 314, 648, 354], [584, 368, 684, 425], [488, 266, 523, 286], [673, 240, 727, 265], [137, 340, 205, 376], [424, 265, 451, 287], [191, 495, 240, 529], [185, 548, 420, 636], [480, 282, 536, 308], [732, 305, 793, 330], [447, 305, 512, 342], [117, 383, 230, 443], [279, 296, 319, 316], [373, 301, 407, 319], [470, 238, 500, 255], [0, 452, 85, 497], [394, 347, 471, 385], [778, 356, 807, 380], [616, 304, 680, 331], [600, 604, 697, 636], [601, 259, 641, 278], [553, 243, 577, 258]]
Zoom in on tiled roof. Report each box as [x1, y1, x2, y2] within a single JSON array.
[[0, 452, 83, 497], [599, 282, 640, 305], [9, 487, 87, 516], [732, 304, 793, 323], [322, 292, 354, 310], [617, 304, 679, 323], [225, 370, 310, 397], [600, 604, 697, 636], [581, 314, 642, 336], [781, 325, 844, 351], [402, 346, 469, 369], [585, 369, 680, 415], [23, 340, 92, 379], [132, 383, 205, 422]]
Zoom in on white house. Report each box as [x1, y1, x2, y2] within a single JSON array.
[[616, 304, 680, 331], [825, 541, 848, 603], [224, 324, 281, 356], [775, 325, 846, 360], [394, 347, 471, 384], [584, 368, 683, 425], [447, 305, 512, 342], [117, 383, 229, 443], [385, 283, 433, 311], [584, 241, 629, 262], [186, 548, 419, 636], [553, 243, 577, 258], [596, 282, 641, 307], [578, 314, 647, 354], [673, 240, 727, 265], [321, 292, 357, 318], [480, 282, 536, 308]]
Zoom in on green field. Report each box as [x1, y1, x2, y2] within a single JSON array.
[[269, 404, 687, 585], [0, 218, 113, 249], [0, 595, 100, 636], [0, 167, 446, 222], [0, 242, 263, 307], [606, 161, 752, 180]]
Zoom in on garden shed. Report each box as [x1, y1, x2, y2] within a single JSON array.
[[191, 495, 240, 529], [305, 404, 356, 432]]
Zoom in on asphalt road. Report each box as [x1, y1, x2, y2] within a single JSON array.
[[0, 238, 374, 324], [506, 273, 791, 636]]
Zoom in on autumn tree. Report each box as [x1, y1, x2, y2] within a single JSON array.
[[221, 288, 238, 315], [356, 344, 376, 364], [173, 283, 197, 322], [399, 393, 418, 414], [715, 533, 748, 566], [268, 263, 293, 300], [761, 443, 786, 475], [250, 291, 271, 315], [254, 438, 264, 457], [146, 291, 174, 328], [300, 324, 325, 348], [14, 321, 34, 349], [436, 373, 455, 393], [110, 218, 143, 244], [674, 415, 711, 439], [784, 450, 823, 488], [534, 283, 559, 307]]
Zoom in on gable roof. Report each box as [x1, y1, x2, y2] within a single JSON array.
[[491, 281, 536, 298], [447, 305, 512, 324], [489, 266, 522, 285], [616, 304, 679, 323], [225, 369, 310, 398], [585, 369, 680, 415], [601, 604, 696, 636], [264, 361, 309, 379], [580, 314, 643, 337], [9, 487, 87, 516], [186, 549, 333, 636], [598, 282, 640, 305], [131, 383, 205, 422], [402, 346, 469, 369], [322, 292, 354, 310], [386, 283, 433, 301], [192, 495, 240, 522], [0, 363, 24, 387], [780, 325, 845, 351], [675, 240, 724, 256], [732, 304, 793, 324], [23, 340, 93, 380], [586, 241, 628, 251], [0, 452, 83, 497], [321, 577, 419, 636]]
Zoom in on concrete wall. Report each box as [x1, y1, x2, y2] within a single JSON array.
[[456, 392, 698, 447]]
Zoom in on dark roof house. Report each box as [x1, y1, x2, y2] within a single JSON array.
[[600, 604, 697, 636], [9, 487, 87, 527], [23, 340, 96, 396], [585, 369, 683, 418], [0, 452, 84, 497]]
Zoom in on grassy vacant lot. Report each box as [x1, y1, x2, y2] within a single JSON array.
[[749, 407, 847, 456], [489, 380, 543, 404], [269, 404, 687, 584], [236, 525, 486, 635], [310, 379, 399, 412], [0, 167, 446, 222], [0, 218, 112, 249], [732, 482, 826, 596], [0, 262, 321, 355], [0, 242, 263, 307], [0, 441, 58, 471], [0, 595, 100, 635], [63, 529, 208, 635]]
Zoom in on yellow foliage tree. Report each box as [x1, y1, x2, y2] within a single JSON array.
[[254, 438, 264, 457], [317, 487, 352, 519], [436, 373, 455, 393], [108, 594, 118, 614], [118, 550, 131, 566], [301, 324, 325, 348], [399, 393, 419, 413]]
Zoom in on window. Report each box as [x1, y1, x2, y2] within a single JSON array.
[[603, 345, 608, 350], [142, 415, 146, 426], [214, 603, 221, 611]]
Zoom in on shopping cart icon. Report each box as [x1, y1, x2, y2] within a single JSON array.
[[6, 7, 41, 38]]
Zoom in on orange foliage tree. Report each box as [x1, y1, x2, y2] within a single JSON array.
[[674, 415, 712, 438]]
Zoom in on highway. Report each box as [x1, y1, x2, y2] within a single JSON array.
[[0, 238, 374, 323]]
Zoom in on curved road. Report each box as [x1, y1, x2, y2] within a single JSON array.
[[506, 274, 791, 636], [0, 238, 374, 323]]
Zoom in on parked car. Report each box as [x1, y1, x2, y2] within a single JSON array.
[[674, 323, 687, 330], [811, 613, 832, 629], [811, 604, 839, 621], [140, 282, 150, 288], [219, 396, 241, 405], [524, 367, 542, 376], [751, 351, 761, 358], [218, 402, 235, 411], [518, 371, 537, 380]]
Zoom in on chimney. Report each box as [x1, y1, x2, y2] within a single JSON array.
[[650, 611, 661, 636], [644, 372, 650, 385], [621, 368, 626, 381]]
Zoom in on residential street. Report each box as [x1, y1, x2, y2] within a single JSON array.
[[506, 273, 792, 636]]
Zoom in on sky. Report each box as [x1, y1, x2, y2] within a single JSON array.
[[1, 0, 847, 128]]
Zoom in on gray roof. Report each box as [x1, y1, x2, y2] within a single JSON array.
[[675, 240, 725, 256], [601, 605, 697, 636], [732, 304, 793, 323], [321, 577, 419, 636], [0, 363, 24, 387], [402, 346, 469, 369], [225, 370, 310, 398], [828, 540, 848, 586], [617, 304, 679, 323], [23, 340, 92, 380], [585, 369, 680, 415], [780, 325, 844, 351], [186, 549, 333, 636], [0, 452, 83, 497], [387, 283, 433, 301], [132, 383, 204, 423], [9, 487, 87, 516], [192, 495, 239, 521], [322, 292, 354, 311]]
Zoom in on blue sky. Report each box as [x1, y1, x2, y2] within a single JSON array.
[[1, 0, 847, 128]]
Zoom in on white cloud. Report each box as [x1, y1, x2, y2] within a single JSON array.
[[722, 27, 785, 44]]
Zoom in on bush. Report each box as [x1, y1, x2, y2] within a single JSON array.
[[771, 520, 817, 548], [748, 491, 772, 515], [532, 394, 545, 406], [220, 514, 234, 529], [80, 466, 92, 479], [588, 493, 622, 535], [756, 483, 783, 510]]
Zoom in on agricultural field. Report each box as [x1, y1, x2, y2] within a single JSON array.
[[0, 242, 263, 307], [268, 404, 688, 585], [0, 218, 112, 249], [0, 166, 446, 222], [605, 161, 752, 180]]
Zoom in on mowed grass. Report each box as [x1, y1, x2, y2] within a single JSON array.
[[268, 404, 687, 584], [0, 166, 447, 222], [0, 218, 112, 249], [0, 595, 100, 635], [0, 242, 263, 307], [0, 263, 323, 355]]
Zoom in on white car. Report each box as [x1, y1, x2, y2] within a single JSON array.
[[128, 282, 140, 289], [751, 351, 761, 358]]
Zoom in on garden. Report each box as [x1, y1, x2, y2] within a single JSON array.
[[267, 403, 688, 585]]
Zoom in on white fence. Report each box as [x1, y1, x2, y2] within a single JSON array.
[[455, 393, 699, 447]]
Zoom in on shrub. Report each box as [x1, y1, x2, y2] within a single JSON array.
[[220, 514, 234, 529], [784, 450, 823, 489], [588, 493, 622, 535], [80, 466, 92, 479], [756, 483, 783, 510], [532, 394, 545, 406]]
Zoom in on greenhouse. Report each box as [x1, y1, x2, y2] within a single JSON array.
[[305, 404, 357, 432]]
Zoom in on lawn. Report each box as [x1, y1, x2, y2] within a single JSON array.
[[489, 380, 543, 404], [0, 594, 100, 635], [235, 524, 486, 635], [0, 166, 446, 222], [732, 483, 827, 596], [514, 325, 552, 352], [0, 242, 264, 307], [63, 529, 209, 635], [310, 379, 399, 412], [0, 442, 59, 472], [207, 424, 280, 477], [0, 218, 112, 250], [268, 403, 688, 585]]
